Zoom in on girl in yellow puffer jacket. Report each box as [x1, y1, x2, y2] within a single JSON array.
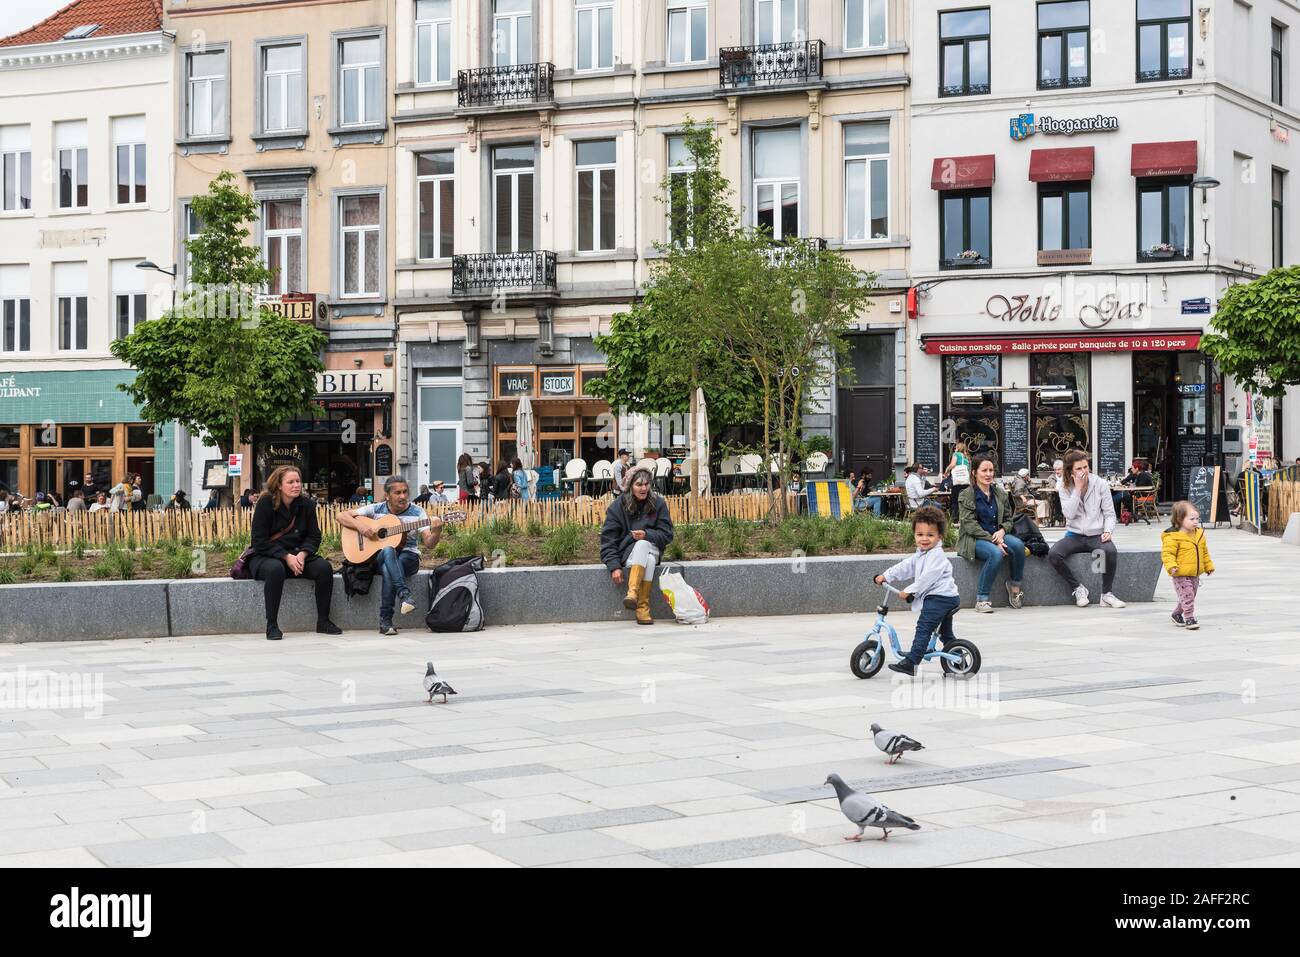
[[1161, 501, 1215, 630]]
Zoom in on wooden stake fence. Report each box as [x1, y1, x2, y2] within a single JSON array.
[[1267, 480, 1299, 532], [0, 493, 799, 551]]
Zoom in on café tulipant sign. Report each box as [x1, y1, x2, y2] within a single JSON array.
[[985, 292, 1145, 330]]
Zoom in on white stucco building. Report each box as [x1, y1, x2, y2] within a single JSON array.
[[907, 0, 1299, 500], [0, 0, 182, 502]]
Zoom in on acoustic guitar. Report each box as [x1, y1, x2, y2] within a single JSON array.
[[341, 510, 467, 565]]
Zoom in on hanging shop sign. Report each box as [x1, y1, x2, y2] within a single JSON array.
[[984, 292, 1145, 329], [1010, 113, 1119, 141], [256, 293, 317, 323]]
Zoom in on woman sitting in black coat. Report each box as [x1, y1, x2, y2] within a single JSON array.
[[249, 466, 340, 641], [599, 465, 675, 625]]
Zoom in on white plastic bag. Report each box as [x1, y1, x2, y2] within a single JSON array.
[[658, 566, 710, 625]]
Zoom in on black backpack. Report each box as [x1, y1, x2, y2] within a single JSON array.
[[426, 556, 485, 632], [341, 558, 377, 599], [1012, 513, 1050, 557]]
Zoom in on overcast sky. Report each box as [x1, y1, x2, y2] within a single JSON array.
[[0, 0, 71, 41]]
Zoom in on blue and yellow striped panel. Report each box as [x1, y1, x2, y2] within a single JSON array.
[[1240, 469, 1262, 531], [806, 480, 854, 520]]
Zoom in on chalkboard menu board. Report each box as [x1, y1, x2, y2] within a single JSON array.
[[913, 404, 941, 474], [1187, 465, 1215, 519], [1097, 402, 1126, 477], [374, 444, 393, 477], [1002, 403, 1029, 474], [1179, 435, 1207, 500]]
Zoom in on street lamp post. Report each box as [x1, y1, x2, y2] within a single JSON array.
[[135, 260, 178, 311]]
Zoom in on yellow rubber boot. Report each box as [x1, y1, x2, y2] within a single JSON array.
[[636, 580, 654, 625], [623, 564, 644, 609]]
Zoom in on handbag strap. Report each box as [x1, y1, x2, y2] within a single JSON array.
[[268, 513, 297, 543]]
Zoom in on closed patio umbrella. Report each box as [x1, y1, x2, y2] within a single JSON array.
[[691, 387, 711, 497], [515, 395, 535, 470]]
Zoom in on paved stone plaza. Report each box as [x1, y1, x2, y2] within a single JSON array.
[[1, 524, 1299, 868]]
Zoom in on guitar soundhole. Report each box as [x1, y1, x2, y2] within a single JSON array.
[[377, 528, 388, 540]]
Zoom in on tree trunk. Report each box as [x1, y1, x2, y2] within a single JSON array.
[[689, 385, 700, 520]]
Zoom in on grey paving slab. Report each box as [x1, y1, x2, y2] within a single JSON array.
[[0, 765, 121, 788], [755, 758, 1088, 804], [644, 835, 809, 867], [88, 833, 246, 867], [528, 805, 683, 833]]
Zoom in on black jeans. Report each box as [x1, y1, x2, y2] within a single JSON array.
[[250, 554, 334, 624], [1047, 533, 1117, 594]]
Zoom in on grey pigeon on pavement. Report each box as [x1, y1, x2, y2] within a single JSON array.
[[825, 773, 920, 842], [871, 723, 924, 764], [423, 661, 457, 704]]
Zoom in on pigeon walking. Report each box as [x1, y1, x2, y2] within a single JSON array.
[[423, 661, 457, 704], [871, 723, 924, 764], [825, 773, 920, 842]]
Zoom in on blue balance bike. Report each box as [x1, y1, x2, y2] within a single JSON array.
[[850, 582, 981, 679]]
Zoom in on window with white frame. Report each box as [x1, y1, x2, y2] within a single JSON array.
[[576, 140, 616, 252], [54, 262, 88, 352], [113, 261, 148, 341], [417, 151, 454, 260], [186, 49, 228, 137], [755, 0, 798, 45], [753, 127, 801, 241], [339, 36, 382, 126], [112, 116, 146, 206], [55, 121, 88, 210], [339, 194, 381, 297], [844, 121, 889, 242], [667, 134, 697, 245], [668, 0, 708, 63], [183, 203, 204, 284], [576, 0, 614, 71], [263, 43, 304, 131], [845, 0, 887, 50], [264, 200, 304, 294], [494, 0, 533, 67], [1, 126, 31, 212], [0, 265, 30, 353], [415, 0, 452, 83], [493, 145, 536, 253]]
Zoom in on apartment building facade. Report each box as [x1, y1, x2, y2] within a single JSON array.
[[908, 0, 1299, 500], [166, 0, 398, 503], [0, 0, 180, 503], [392, 0, 913, 489]]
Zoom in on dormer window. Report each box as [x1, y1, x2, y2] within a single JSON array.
[[62, 24, 100, 40]]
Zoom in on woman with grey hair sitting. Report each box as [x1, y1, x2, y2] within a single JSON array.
[[599, 465, 675, 625]]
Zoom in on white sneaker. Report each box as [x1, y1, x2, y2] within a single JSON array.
[[1073, 586, 1090, 607], [1100, 592, 1126, 608], [400, 597, 416, 616], [975, 600, 994, 613]]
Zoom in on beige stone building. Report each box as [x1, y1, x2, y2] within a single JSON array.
[[166, 0, 398, 503], [394, 0, 912, 490]]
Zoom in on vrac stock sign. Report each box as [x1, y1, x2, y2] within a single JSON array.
[[1010, 113, 1120, 141]]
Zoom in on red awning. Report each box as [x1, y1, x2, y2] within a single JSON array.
[[922, 333, 1202, 355], [1131, 141, 1198, 177], [930, 154, 996, 190], [1029, 146, 1095, 183]]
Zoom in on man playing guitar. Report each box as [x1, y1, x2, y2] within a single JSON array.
[[338, 476, 444, 636]]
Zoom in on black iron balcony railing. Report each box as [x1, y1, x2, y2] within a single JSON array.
[[1136, 66, 1192, 83], [940, 81, 991, 97], [1038, 75, 1090, 90], [452, 251, 557, 295], [763, 237, 828, 267], [719, 39, 823, 89], [457, 62, 555, 107]]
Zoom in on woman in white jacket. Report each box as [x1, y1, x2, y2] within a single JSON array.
[[1047, 449, 1126, 608]]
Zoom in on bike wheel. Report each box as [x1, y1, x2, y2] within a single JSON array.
[[939, 639, 981, 677], [850, 638, 884, 679]]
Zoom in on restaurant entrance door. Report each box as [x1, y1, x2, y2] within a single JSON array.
[[1133, 352, 1220, 501]]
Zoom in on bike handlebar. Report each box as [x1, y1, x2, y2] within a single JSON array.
[[877, 581, 914, 603]]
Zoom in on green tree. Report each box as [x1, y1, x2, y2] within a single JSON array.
[[1201, 266, 1300, 397], [111, 172, 325, 499]]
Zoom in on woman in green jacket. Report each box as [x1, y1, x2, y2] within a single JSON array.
[[957, 455, 1027, 613]]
